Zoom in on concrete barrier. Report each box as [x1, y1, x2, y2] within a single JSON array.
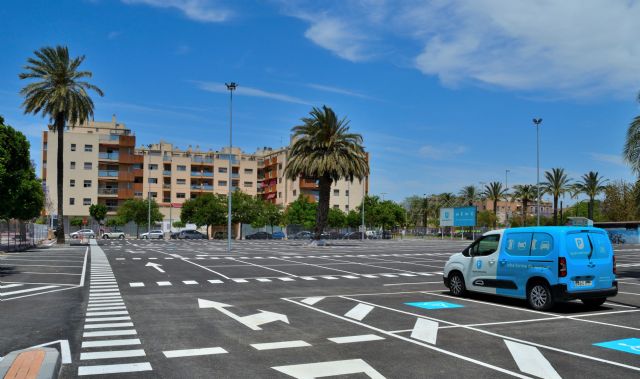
[[0, 347, 60, 379]]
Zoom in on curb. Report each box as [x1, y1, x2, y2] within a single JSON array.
[[0, 347, 60, 379]]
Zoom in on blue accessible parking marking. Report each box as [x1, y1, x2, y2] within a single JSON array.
[[405, 301, 464, 310], [593, 338, 640, 355]]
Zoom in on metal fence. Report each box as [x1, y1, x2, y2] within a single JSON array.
[[0, 220, 49, 252]]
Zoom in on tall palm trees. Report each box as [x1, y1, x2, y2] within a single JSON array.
[[623, 92, 640, 174], [483, 182, 507, 227], [19, 46, 103, 243], [458, 185, 479, 206], [573, 171, 607, 220], [512, 184, 536, 226], [542, 168, 572, 225], [284, 106, 369, 240]]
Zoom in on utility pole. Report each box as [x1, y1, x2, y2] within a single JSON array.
[[147, 190, 151, 235], [225, 82, 237, 253], [505, 169, 510, 227], [533, 118, 543, 226], [361, 176, 366, 241]]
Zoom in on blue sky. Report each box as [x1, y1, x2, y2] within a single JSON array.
[[1, 0, 639, 203]]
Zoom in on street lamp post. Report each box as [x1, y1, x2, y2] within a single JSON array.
[[226, 82, 237, 253], [505, 169, 510, 227], [533, 118, 543, 226], [423, 193, 428, 238], [147, 190, 151, 236], [361, 176, 366, 241]]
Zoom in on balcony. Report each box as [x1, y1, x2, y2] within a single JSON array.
[[99, 170, 119, 177], [98, 188, 118, 196], [190, 172, 202, 177], [163, 170, 172, 176], [99, 135, 119, 142], [203, 172, 213, 177], [300, 178, 319, 189], [191, 184, 213, 190], [162, 198, 171, 203], [192, 157, 214, 163], [163, 155, 171, 161], [163, 184, 171, 189], [231, 173, 240, 178], [105, 205, 118, 212], [99, 152, 119, 160]]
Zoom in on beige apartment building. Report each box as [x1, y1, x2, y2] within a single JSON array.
[[41, 117, 369, 229], [476, 198, 553, 224]]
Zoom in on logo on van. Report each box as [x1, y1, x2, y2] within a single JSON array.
[[476, 260, 483, 269], [575, 238, 585, 250]]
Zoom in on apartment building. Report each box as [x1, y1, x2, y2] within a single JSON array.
[[41, 117, 369, 227], [475, 198, 553, 224]]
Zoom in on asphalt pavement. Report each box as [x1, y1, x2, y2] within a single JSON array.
[[1, 238, 640, 378]]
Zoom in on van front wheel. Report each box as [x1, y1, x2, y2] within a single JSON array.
[[581, 298, 606, 308], [527, 282, 555, 311], [448, 272, 466, 297]]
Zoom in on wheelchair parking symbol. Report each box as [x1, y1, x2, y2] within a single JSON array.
[[593, 338, 640, 355], [405, 301, 464, 310]]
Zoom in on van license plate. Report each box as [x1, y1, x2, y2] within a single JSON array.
[[575, 280, 592, 287]]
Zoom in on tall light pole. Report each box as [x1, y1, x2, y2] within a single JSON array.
[[147, 190, 151, 235], [505, 169, 510, 226], [226, 82, 237, 252], [533, 118, 542, 226], [361, 176, 366, 241]]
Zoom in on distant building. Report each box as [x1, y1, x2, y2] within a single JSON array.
[[475, 198, 553, 224]]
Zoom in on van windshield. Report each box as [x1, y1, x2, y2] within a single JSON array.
[[565, 232, 610, 260]]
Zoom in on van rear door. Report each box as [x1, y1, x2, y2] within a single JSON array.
[[564, 230, 615, 293]]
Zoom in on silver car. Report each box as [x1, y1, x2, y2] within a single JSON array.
[[140, 230, 165, 239], [70, 229, 96, 239]]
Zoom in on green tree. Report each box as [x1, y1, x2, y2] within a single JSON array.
[[181, 193, 226, 238], [19, 46, 103, 243], [402, 195, 427, 228], [346, 210, 361, 229], [458, 185, 480, 206], [89, 204, 108, 225], [327, 207, 346, 228], [283, 196, 317, 230], [477, 210, 497, 228], [254, 201, 283, 233], [117, 198, 162, 237], [482, 182, 507, 227], [70, 217, 84, 227], [573, 171, 607, 220], [231, 191, 259, 239], [623, 92, 640, 174], [172, 220, 186, 228], [511, 184, 536, 226], [542, 168, 572, 225], [601, 180, 640, 221], [284, 106, 369, 240], [0, 116, 44, 223], [105, 217, 124, 228]]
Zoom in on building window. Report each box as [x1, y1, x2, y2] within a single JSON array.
[[278, 177, 282, 183], [69, 198, 75, 205], [84, 144, 93, 152], [218, 167, 227, 173], [43, 162, 47, 169], [244, 168, 253, 174], [83, 180, 92, 188], [43, 142, 47, 151], [70, 161, 76, 169], [218, 180, 227, 186], [278, 192, 282, 198], [333, 204, 340, 209], [293, 190, 296, 196], [176, 165, 186, 171], [134, 191, 142, 197], [244, 181, 253, 187], [278, 163, 282, 170], [177, 193, 186, 199], [176, 179, 186, 185], [133, 163, 143, 170], [70, 144, 76, 151], [345, 205, 349, 211], [83, 198, 91, 205], [150, 192, 157, 198], [148, 178, 158, 184], [345, 190, 349, 197], [333, 189, 339, 196], [84, 162, 92, 170], [70, 179, 75, 187], [148, 164, 158, 170]]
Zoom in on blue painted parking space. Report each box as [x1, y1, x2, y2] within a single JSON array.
[[594, 338, 640, 355], [405, 301, 464, 310]]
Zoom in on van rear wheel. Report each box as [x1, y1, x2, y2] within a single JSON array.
[[527, 282, 555, 311], [448, 272, 466, 297], [581, 298, 606, 308]]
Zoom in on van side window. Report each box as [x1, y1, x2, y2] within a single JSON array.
[[588, 232, 610, 259], [505, 233, 532, 256], [473, 234, 500, 256], [531, 233, 554, 256]]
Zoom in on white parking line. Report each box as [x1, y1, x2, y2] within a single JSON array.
[[163, 347, 228, 358], [328, 334, 385, 344], [81, 339, 141, 348], [78, 362, 152, 376], [83, 330, 137, 338], [250, 340, 311, 350]]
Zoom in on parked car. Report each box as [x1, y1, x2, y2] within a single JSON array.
[[70, 229, 96, 239], [344, 231, 365, 240], [292, 231, 312, 240], [102, 229, 125, 239], [272, 231, 285, 240], [140, 230, 165, 239], [443, 226, 618, 311], [381, 230, 393, 239], [174, 230, 206, 239], [246, 231, 272, 240]]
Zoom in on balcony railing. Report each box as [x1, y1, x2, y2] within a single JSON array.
[[98, 188, 118, 195], [98, 152, 119, 160], [191, 184, 213, 190], [99, 135, 119, 142], [99, 170, 119, 177], [163, 155, 171, 161], [163, 184, 171, 189], [203, 172, 213, 177], [190, 172, 202, 176], [231, 173, 240, 178], [105, 205, 118, 212], [162, 198, 171, 203], [192, 157, 214, 163], [163, 170, 171, 176]]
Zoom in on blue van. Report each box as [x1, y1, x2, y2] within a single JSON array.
[[443, 226, 618, 310]]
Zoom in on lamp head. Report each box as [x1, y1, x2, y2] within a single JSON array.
[[225, 82, 238, 91], [532, 118, 542, 125]]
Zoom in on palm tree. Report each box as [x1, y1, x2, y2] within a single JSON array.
[[284, 106, 368, 240], [542, 168, 572, 225], [483, 182, 507, 227], [19, 46, 103, 243], [458, 185, 479, 206], [573, 171, 607, 220], [623, 92, 640, 174], [512, 184, 536, 226]]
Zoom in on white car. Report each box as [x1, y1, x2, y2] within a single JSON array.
[[102, 229, 126, 239], [70, 229, 96, 239], [140, 230, 165, 239]]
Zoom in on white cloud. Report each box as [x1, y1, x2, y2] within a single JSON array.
[[419, 144, 467, 160], [306, 83, 376, 100], [590, 152, 625, 167], [193, 81, 312, 105], [303, 18, 369, 62], [121, 0, 231, 22]]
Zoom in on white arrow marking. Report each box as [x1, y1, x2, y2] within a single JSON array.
[[198, 298, 289, 330], [32, 340, 72, 364], [145, 262, 165, 273], [505, 340, 561, 379], [344, 303, 374, 321], [410, 318, 439, 345], [272, 359, 386, 379]]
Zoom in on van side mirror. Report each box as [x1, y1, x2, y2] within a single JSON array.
[[462, 247, 470, 257]]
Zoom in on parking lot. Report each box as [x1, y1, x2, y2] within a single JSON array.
[[1, 239, 639, 378]]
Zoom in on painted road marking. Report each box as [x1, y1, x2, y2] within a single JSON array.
[[405, 301, 463, 310], [345, 303, 374, 321], [250, 340, 311, 350], [183, 280, 198, 285], [505, 340, 561, 379], [594, 338, 640, 355], [2, 285, 58, 296], [83, 329, 138, 338], [301, 277, 317, 280], [301, 297, 324, 305], [278, 277, 295, 281], [82, 339, 141, 348], [328, 335, 385, 344], [78, 362, 152, 376], [163, 347, 228, 358], [198, 299, 289, 331], [86, 310, 129, 316], [129, 282, 145, 287], [410, 318, 439, 344], [84, 322, 134, 329], [208, 279, 223, 284], [157, 281, 172, 286], [85, 316, 131, 322], [256, 278, 272, 282], [272, 359, 385, 379]]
